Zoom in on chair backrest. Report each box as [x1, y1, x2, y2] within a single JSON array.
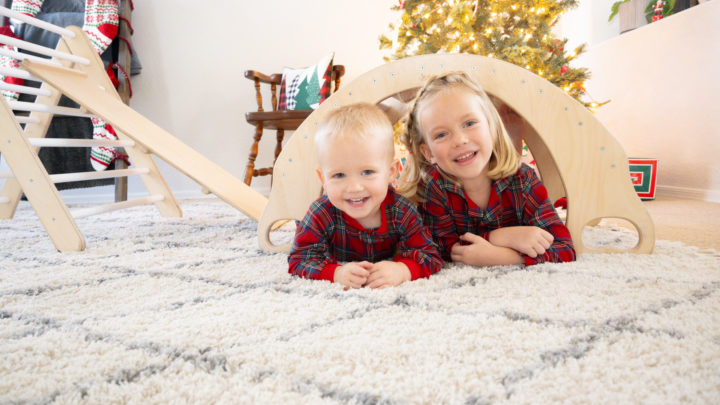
[[244, 65, 345, 113]]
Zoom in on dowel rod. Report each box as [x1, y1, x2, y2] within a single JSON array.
[[0, 66, 41, 81], [71, 194, 164, 218], [28, 138, 135, 148], [49, 168, 149, 184], [0, 7, 76, 38], [9, 101, 93, 118], [0, 47, 62, 66], [0, 82, 52, 97], [15, 116, 40, 124], [0, 35, 90, 65]]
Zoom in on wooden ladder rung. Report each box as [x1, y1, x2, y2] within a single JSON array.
[[15, 116, 41, 124], [71, 194, 164, 218], [28, 138, 135, 148], [0, 6, 77, 38], [0, 47, 62, 66], [49, 168, 149, 184], [9, 101, 93, 118], [0, 66, 41, 82], [0, 82, 52, 97], [0, 34, 90, 65]]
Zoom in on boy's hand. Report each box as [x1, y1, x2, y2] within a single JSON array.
[[488, 226, 553, 258], [365, 261, 411, 289], [334, 261, 372, 289]]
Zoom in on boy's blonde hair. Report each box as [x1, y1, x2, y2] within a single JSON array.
[[314, 102, 395, 164], [398, 71, 520, 200]]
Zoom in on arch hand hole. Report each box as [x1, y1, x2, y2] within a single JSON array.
[[582, 217, 639, 251]]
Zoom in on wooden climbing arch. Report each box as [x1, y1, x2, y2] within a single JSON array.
[[258, 53, 654, 255]]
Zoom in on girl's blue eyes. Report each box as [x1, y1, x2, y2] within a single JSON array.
[[362, 170, 375, 176], [433, 120, 477, 139], [332, 173, 345, 179]]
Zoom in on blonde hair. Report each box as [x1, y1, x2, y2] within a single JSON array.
[[398, 71, 520, 201], [314, 102, 395, 164]]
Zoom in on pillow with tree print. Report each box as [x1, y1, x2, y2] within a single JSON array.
[[278, 52, 334, 110]]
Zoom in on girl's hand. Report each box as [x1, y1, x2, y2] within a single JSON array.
[[450, 233, 495, 266], [451, 233, 525, 266], [488, 226, 553, 258], [365, 261, 411, 289], [334, 261, 372, 289]]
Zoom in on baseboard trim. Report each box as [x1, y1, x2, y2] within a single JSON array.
[[657, 185, 720, 203]]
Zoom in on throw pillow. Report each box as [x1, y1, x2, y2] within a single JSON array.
[[278, 52, 334, 110]]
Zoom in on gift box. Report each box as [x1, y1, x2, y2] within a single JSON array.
[[628, 158, 658, 200]]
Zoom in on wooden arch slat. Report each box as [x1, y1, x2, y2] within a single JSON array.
[[258, 53, 654, 255]]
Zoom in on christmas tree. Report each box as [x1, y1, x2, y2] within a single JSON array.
[[293, 70, 321, 110], [305, 69, 322, 109], [379, 0, 603, 109]]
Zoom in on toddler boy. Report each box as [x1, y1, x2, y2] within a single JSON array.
[[288, 103, 443, 289]]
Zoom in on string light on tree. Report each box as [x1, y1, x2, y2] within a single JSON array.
[[379, 0, 607, 109]]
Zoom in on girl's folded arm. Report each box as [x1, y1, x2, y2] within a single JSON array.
[[520, 171, 576, 264]]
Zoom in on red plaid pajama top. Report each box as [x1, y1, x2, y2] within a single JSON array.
[[289, 188, 443, 281], [417, 164, 576, 265]]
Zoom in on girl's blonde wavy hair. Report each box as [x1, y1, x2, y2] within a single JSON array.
[[397, 71, 520, 201]]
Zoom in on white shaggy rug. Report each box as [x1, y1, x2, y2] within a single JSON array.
[[1, 198, 719, 404]]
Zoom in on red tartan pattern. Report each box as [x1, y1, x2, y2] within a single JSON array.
[[289, 188, 443, 282], [418, 164, 576, 265], [278, 80, 288, 111], [318, 63, 332, 102], [278, 75, 302, 110]]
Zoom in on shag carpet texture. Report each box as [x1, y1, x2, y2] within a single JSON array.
[[1, 198, 719, 404]]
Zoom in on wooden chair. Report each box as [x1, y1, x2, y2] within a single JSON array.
[[243, 65, 345, 185]]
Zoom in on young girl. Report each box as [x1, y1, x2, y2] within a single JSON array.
[[399, 72, 575, 266]]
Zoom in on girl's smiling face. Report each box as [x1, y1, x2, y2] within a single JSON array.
[[418, 87, 494, 187]]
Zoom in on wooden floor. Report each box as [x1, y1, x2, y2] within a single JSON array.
[[642, 196, 720, 251], [600, 196, 720, 252]]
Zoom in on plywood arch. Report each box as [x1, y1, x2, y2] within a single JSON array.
[[258, 53, 654, 255]]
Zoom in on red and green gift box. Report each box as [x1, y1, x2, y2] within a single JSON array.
[[628, 158, 658, 200]]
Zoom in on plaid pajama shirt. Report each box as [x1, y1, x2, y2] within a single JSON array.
[[418, 164, 576, 265], [289, 188, 443, 281]]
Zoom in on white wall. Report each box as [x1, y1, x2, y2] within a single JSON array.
[[575, 0, 720, 202], [558, 0, 621, 49]]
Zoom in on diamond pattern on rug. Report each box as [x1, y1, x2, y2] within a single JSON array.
[[1, 198, 719, 404]]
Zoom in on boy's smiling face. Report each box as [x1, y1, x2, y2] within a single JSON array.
[[316, 134, 397, 229]]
